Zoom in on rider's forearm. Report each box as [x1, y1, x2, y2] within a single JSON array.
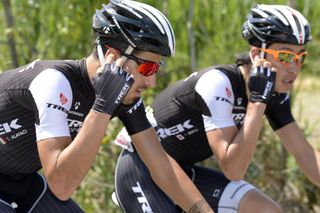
[[132, 129, 214, 212], [187, 199, 214, 213], [224, 102, 266, 179], [150, 155, 214, 213], [277, 123, 320, 187], [50, 54, 132, 198], [48, 110, 110, 200], [300, 149, 320, 187]]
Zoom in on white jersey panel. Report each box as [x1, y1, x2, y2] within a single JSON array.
[[195, 69, 236, 131], [29, 69, 73, 141]]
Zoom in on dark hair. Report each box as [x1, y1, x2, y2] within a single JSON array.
[[236, 52, 251, 67]]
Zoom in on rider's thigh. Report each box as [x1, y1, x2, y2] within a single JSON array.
[[239, 189, 283, 213], [115, 149, 178, 213]]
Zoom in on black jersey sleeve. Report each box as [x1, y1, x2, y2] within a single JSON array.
[[265, 93, 295, 130], [114, 99, 151, 135]]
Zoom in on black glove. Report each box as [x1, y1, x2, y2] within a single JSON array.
[[248, 66, 276, 104], [92, 63, 134, 115]]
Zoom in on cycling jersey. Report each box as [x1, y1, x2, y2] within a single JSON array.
[[151, 64, 294, 167], [0, 59, 95, 176], [114, 64, 295, 212], [0, 58, 150, 211], [0, 58, 150, 177]]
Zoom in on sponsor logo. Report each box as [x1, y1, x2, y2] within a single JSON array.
[[263, 81, 273, 99], [114, 128, 134, 152], [115, 84, 130, 105], [18, 59, 39, 72], [125, 73, 132, 82], [0, 137, 8, 144], [226, 87, 232, 98], [0, 119, 28, 142], [176, 134, 185, 140], [212, 189, 222, 198], [280, 93, 290, 104], [127, 98, 143, 114], [232, 113, 245, 125], [74, 101, 81, 110], [60, 93, 68, 105], [157, 119, 194, 139], [103, 26, 111, 34], [131, 182, 153, 213], [215, 96, 232, 105], [10, 129, 28, 139], [46, 103, 68, 114], [68, 119, 83, 133], [0, 119, 22, 135]]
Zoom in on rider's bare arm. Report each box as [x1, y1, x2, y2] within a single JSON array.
[[276, 122, 320, 186], [38, 111, 110, 200], [131, 127, 214, 213], [207, 102, 266, 180]]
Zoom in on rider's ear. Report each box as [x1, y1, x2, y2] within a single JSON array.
[[105, 48, 121, 60], [249, 46, 260, 62]]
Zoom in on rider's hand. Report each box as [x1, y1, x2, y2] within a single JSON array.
[[92, 55, 134, 115], [248, 57, 276, 104]]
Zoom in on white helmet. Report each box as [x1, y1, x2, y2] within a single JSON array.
[[93, 0, 175, 57], [242, 4, 311, 46]]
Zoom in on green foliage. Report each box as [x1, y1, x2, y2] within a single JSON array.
[[0, 0, 102, 69], [1, 0, 320, 212]]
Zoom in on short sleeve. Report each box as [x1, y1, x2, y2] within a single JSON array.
[[265, 93, 295, 130], [29, 69, 73, 141], [116, 98, 152, 135], [195, 69, 236, 131]]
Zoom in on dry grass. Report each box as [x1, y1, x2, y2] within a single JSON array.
[[292, 75, 320, 147]]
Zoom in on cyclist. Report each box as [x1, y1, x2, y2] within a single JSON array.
[[114, 4, 319, 212], [0, 0, 212, 212]]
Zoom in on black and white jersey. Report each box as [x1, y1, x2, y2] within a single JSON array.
[[0, 58, 151, 177], [151, 64, 294, 167], [0, 59, 95, 176]]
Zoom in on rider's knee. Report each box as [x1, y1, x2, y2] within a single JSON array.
[[259, 201, 283, 213], [239, 189, 284, 213]]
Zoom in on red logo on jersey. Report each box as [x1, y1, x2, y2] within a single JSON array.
[[0, 137, 8, 144], [226, 87, 231, 98], [60, 93, 68, 105]]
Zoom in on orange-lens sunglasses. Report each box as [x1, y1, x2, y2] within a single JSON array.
[[257, 48, 307, 65]]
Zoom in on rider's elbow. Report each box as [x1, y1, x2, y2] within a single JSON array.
[[46, 176, 74, 201], [220, 163, 245, 181], [149, 165, 170, 185], [224, 171, 244, 181], [49, 184, 73, 201]]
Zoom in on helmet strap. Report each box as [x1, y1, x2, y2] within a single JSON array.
[[97, 43, 106, 66], [121, 45, 134, 62], [98, 43, 134, 66], [259, 42, 267, 58]]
